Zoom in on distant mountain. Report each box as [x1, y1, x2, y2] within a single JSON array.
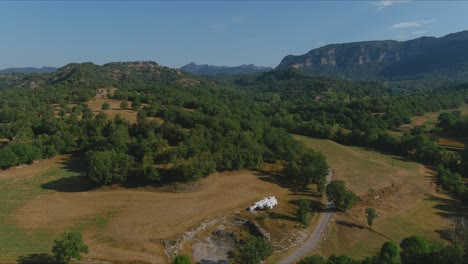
[[277, 30, 468, 82], [0, 67, 58, 74], [180, 63, 272, 75], [0, 61, 207, 91]]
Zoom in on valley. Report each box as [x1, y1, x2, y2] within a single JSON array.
[[0, 10, 468, 262]]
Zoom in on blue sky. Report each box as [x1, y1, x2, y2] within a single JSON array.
[[1, 1, 468, 69]]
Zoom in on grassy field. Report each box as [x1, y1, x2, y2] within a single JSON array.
[[0, 154, 303, 263], [411, 103, 468, 128], [0, 156, 79, 262], [87, 96, 139, 124], [293, 135, 465, 259]]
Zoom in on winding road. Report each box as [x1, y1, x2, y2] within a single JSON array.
[[279, 169, 334, 264]]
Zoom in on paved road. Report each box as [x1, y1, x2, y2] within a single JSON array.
[[278, 169, 333, 264]]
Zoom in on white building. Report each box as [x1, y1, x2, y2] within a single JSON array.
[[249, 196, 278, 211]]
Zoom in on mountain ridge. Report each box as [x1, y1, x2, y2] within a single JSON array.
[[277, 30, 468, 82], [180, 62, 272, 75], [0, 66, 58, 74]]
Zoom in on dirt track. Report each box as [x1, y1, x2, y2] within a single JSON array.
[[279, 169, 333, 264]]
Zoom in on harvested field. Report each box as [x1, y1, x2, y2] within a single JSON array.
[[1, 155, 292, 263]]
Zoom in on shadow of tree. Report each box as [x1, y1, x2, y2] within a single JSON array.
[[425, 194, 468, 218], [253, 170, 319, 197], [58, 153, 86, 175], [268, 212, 298, 222], [289, 199, 329, 213], [17, 253, 53, 264], [336, 220, 365, 229], [435, 229, 451, 242], [41, 175, 91, 192], [40, 154, 93, 192]]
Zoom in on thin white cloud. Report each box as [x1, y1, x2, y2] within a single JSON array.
[[231, 17, 246, 23], [373, 0, 411, 11], [209, 24, 225, 32], [391, 19, 435, 29]]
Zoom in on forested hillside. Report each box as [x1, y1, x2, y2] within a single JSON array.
[[1, 62, 467, 201], [0, 61, 327, 188], [233, 68, 468, 203]]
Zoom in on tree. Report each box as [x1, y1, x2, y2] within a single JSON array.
[[0, 146, 17, 168], [400, 235, 430, 264], [85, 150, 133, 185], [228, 235, 273, 264], [120, 101, 129, 110], [297, 255, 326, 264], [326, 180, 359, 212], [283, 150, 328, 194], [327, 254, 360, 264], [131, 98, 142, 111], [172, 255, 191, 264], [51, 232, 88, 264], [365, 208, 379, 228], [144, 165, 160, 182], [378, 241, 401, 264], [101, 102, 110, 110], [297, 199, 311, 226]]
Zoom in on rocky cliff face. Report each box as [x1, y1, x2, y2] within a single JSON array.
[[277, 30, 468, 81]]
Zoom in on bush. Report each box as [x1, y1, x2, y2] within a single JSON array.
[[229, 235, 273, 264], [51, 232, 88, 264]]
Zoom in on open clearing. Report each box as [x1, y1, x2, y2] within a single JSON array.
[[293, 135, 466, 259], [392, 103, 468, 148], [87, 96, 139, 124], [0, 155, 293, 264]]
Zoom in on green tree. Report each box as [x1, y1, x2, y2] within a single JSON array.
[[297, 254, 326, 264], [85, 150, 133, 185], [144, 166, 160, 182], [326, 180, 359, 212], [297, 199, 311, 226], [172, 255, 191, 264], [0, 146, 17, 168], [365, 208, 379, 228], [101, 102, 110, 110], [327, 254, 360, 264], [9, 142, 42, 165], [131, 98, 142, 111], [228, 235, 273, 264], [400, 235, 430, 264], [378, 241, 401, 264], [283, 150, 328, 193], [120, 101, 129, 110], [51, 232, 88, 264]]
